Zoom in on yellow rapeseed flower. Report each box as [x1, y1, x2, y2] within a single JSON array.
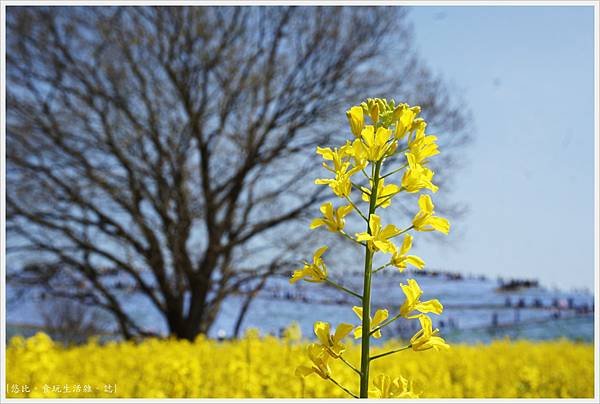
[[316, 145, 350, 172], [401, 152, 438, 193], [410, 314, 450, 352], [412, 194, 450, 234], [313, 321, 354, 358], [370, 374, 419, 398], [361, 179, 401, 208], [408, 120, 440, 164], [393, 104, 420, 140], [390, 235, 425, 271], [355, 214, 399, 254], [315, 144, 365, 197], [399, 279, 443, 318], [310, 202, 353, 232], [353, 125, 395, 162], [315, 164, 362, 198], [5, 332, 594, 398], [352, 306, 389, 339], [290, 246, 328, 284], [282, 322, 303, 342], [295, 343, 331, 380]]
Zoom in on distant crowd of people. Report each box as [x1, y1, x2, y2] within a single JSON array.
[[497, 278, 539, 291], [502, 296, 593, 314]]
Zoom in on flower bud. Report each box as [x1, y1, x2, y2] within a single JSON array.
[[346, 106, 364, 137], [370, 103, 380, 124]]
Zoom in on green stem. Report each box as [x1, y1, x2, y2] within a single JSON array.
[[328, 376, 358, 398], [344, 195, 368, 222], [351, 182, 366, 192], [359, 160, 382, 398], [339, 354, 361, 375], [371, 263, 392, 274], [340, 230, 366, 247], [369, 345, 412, 362], [361, 167, 371, 180], [380, 162, 408, 179], [324, 279, 362, 300], [390, 225, 414, 239], [375, 190, 402, 209], [369, 312, 402, 336]]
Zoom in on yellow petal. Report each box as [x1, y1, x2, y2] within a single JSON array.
[[313, 246, 328, 259], [417, 314, 433, 335], [407, 279, 423, 298], [400, 234, 412, 255], [361, 126, 375, 147], [355, 232, 373, 242], [405, 152, 417, 170], [372, 308, 389, 327], [374, 240, 396, 254], [381, 183, 400, 198], [338, 205, 354, 219], [314, 321, 330, 346], [375, 127, 391, 146], [316, 146, 334, 160], [289, 268, 306, 284], [429, 336, 450, 350], [309, 218, 324, 229], [379, 224, 401, 240], [320, 202, 333, 217], [429, 216, 450, 234], [295, 365, 314, 377], [369, 214, 381, 234], [415, 299, 444, 315], [418, 194, 434, 214], [333, 323, 355, 342], [405, 255, 425, 270]]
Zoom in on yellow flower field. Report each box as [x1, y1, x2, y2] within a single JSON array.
[[6, 331, 594, 398]]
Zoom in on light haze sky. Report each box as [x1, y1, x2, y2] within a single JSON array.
[[408, 6, 596, 291]]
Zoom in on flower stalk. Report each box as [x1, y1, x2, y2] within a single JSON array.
[[359, 160, 381, 397], [292, 98, 451, 399], [370, 345, 412, 362]]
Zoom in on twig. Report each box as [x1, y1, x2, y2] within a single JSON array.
[[369, 345, 412, 361], [380, 163, 408, 179], [344, 196, 368, 222], [339, 354, 361, 376], [339, 230, 366, 247], [328, 376, 358, 398], [324, 278, 362, 300], [372, 263, 392, 274], [390, 225, 414, 239]]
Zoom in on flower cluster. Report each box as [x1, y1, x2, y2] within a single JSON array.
[[291, 98, 451, 398], [6, 333, 594, 398]]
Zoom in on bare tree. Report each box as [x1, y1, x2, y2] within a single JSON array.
[[6, 6, 470, 340]]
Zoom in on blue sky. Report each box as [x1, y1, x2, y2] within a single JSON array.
[[408, 6, 596, 291]]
